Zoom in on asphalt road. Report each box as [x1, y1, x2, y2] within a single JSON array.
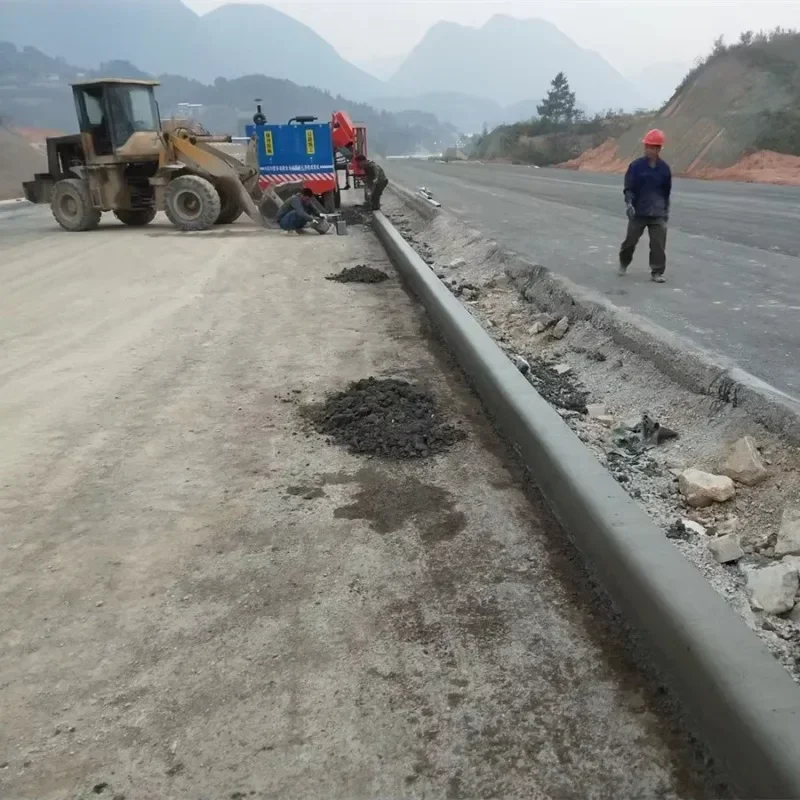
[[0, 206, 719, 798], [387, 160, 800, 398]]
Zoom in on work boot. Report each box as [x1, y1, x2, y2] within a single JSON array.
[[618, 261, 628, 276], [651, 273, 666, 283]]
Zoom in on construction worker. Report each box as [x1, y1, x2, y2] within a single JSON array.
[[276, 187, 322, 233], [619, 129, 671, 283], [355, 155, 388, 211]]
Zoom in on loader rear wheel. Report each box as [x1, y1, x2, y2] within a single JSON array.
[[322, 190, 336, 214], [214, 185, 243, 225], [114, 208, 157, 227], [51, 178, 101, 232], [164, 174, 221, 232]]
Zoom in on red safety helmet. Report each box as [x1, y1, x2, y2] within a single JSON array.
[[643, 129, 666, 147]]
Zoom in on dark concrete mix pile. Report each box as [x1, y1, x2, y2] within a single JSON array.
[[339, 206, 370, 226], [309, 377, 465, 459], [525, 357, 588, 413], [326, 265, 389, 284]]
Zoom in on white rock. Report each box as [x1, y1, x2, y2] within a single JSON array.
[[708, 534, 744, 563], [721, 436, 769, 486], [511, 355, 530, 375], [551, 363, 571, 376], [551, 317, 570, 339], [746, 563, 799, 614], [716, 516, 739, 536], [531, 321, 546, 335], [682, 519, 707, 536], [586, 404, 607, 418], [678, 468, 736, 508], [449, 257, 467, 269], [596, 415, 616, 428], [775, 506, 800, 557]]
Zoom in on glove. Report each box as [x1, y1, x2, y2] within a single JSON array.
[[626, 204, 636, 221]]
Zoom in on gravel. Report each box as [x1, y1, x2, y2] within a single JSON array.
[[307, 377, 465, 459], [326, 264, 389, 284]]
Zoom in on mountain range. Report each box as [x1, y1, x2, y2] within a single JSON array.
[[0, 42, 457, 155], [0, 0, 662, 131], [386, 16, 643, 112]]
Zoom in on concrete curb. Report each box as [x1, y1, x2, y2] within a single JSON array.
[[373, 208, 800, 799], [387, 181, 800, 445]]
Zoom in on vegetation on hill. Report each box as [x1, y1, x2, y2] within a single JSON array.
[[665, 27, 800, 156], [0, 43, 457, 156], [467, 73, 648, 166]]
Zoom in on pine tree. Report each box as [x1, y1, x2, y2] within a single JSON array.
[[536, 72, 577, 125]]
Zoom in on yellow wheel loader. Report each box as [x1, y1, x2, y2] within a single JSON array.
[[22, 79, 266, 232]]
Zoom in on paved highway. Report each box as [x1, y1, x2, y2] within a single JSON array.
[[387, 160, 800, 398]]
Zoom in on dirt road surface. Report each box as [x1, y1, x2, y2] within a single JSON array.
[[0, 206, 721, 798], [387, 159, 800, 399]]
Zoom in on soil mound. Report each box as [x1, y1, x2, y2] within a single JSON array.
[[309, 377, 464, 459], [326, 265, 389, 284]]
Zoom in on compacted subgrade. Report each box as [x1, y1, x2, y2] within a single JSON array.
[[0, 203, 726, 799]]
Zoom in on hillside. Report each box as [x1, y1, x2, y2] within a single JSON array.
[[470, 111, 649, 167], [388, 15, 642, 112], [563, 29, 800, 182], [0, 43, 457, 156], [0, 0, 383, 100], [0, 125, 45, 199]]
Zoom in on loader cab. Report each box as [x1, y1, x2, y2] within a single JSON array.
[[72, 79, 161, 158]]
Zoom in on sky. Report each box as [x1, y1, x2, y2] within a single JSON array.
[[181, 0, 800, 75]]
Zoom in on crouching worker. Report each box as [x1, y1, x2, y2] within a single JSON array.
[[277, 187, 322, 234]]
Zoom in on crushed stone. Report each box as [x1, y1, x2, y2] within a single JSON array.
[[326, 264, 389, 284], [307, 377, 465, 459]]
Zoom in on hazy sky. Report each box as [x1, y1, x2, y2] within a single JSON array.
[[181, 0, 800, 74]]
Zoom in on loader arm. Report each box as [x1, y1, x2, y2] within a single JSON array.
[[167, 135, 265, 226]]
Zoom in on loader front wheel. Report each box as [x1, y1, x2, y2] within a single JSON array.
[[214, 185, 243, 225], [322, 190, 336, 214], [164, 175, 221, 232], [114, 208, 157, 227], [51, 178, 101, 232]]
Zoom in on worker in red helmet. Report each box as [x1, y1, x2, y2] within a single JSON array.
[[619, 128, 671, 283]]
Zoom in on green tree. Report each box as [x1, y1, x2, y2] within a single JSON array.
[[537, 72, 577, 125]]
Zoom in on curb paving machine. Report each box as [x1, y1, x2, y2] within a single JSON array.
[[244, 103, 368, 215], [22, 79, 266, 232]]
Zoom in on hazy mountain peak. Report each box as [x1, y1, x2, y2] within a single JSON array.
[[390, 14, 640, 110]]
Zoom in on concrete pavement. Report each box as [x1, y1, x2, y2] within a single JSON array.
[[0, 208, 719, 798], [388, 160, 800, 398]]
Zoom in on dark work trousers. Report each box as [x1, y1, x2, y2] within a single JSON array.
[[619, 216, 668, 275], [370, 178, 388, 211]]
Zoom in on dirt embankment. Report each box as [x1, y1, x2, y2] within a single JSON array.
[[560, 138, 800, 186], [0, 126, 47, 200], [560, 42, 800, 187]]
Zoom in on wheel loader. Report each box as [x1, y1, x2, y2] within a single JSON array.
[[22, 79, 266, 232]]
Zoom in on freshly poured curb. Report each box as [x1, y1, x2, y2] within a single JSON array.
[[387, 181, 800, 444], [373, 209, 800, 799]]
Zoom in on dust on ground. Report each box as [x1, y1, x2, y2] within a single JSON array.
[[385, 191, 800, 682], [306, 376, 465, 459], [326, 264, 389, 283]]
